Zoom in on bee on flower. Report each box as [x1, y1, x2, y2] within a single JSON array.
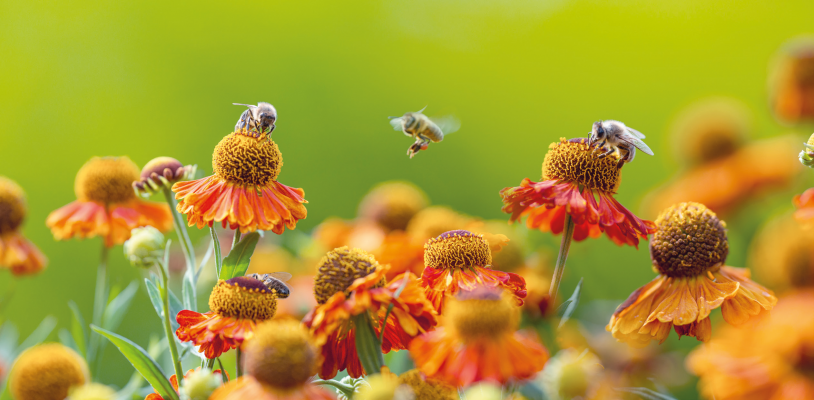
[[0, 176, 47, 275]]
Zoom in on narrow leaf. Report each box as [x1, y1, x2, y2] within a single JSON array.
[[210, 227, 222, 277], [68, 301, 88, 358], [182, 271, 196, 311], [58, 329, 80, 353], [144, 279, 164, 321], [91, 325, 179, 400], [558, 278, 583, 329], [218, 232, 260, 280], [103, 281, 139, 332], [18, 316, 57, 354], [616, 387, 678, 400], [0, 323, 19, 353]]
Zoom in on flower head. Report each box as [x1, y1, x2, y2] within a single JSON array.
[[133, 156, 196, 196], [358, 181, 429, 231], [539, 349, 604, 400], [668, 98, 750, 166], [0, 177, 47, 275], [607, 202, 777, 347], [397, 369, 457, 400], [770, 36, 814, 123], [210, 320, 336, 400], [172, 130, 307, 234], [47, 157, 172, 247], [303, 247, 437, 379], [176, 276, 277, 358], [355, 372, 413, 400], [145, 368, 227, 400], [123, 226, 165, 268], [750, 213, 814, 292], [9, 343, 88, 400], [420, 230, 526, 313], [501, 138, 657, 248], [67, 383, 116, 400], [688, 290, 814, 400]]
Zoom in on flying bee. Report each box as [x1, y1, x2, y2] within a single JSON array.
[[388, 107, 460, 158], [234, 102, 277, 138], [589, 120, 654, 168], [246, 272, 292, 298]]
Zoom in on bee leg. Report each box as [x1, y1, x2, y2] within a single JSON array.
[[590, 139, 606, 153], [595, 147, 615, 160]]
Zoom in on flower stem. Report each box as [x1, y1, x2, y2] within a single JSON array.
[[232, 230, 242, 251], [236, 348, 243, 378], [204, 358, 216, 370], [163, 188, 197, 298], [549, 213, 575, 303], [158, 259, 185, 386], [88, 244, 109, 377], [313, 379, 357, 398]]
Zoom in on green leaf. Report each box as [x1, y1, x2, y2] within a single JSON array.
[[210, 227, 222, 277], [145, 279, 182, 331], [18, 316, 57, 354], [68, 301, 88, 358], [0, 322, 19, 353], [182, 271, 196, 312], [91, 325, 179, 400], [103, 281, 139, 332], [615, 387, 678, 400], [58, 328, 80, 353], [218, 232, 260, 280], [558, 278, 583, 329]]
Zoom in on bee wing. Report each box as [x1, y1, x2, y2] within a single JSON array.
[[233, 103, 255, 109], [619, 134, 654, 156], [430, 116, 461, 135], [268, 271, 293, 282], [389, 117, 404, 131], [626, 126, 646, 139]]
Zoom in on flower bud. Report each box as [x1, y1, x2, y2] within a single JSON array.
[[123, 226, 165, 268], [179, 368, 222, 400], [133, 157, 196, 197], [799, 133, 814, 168]]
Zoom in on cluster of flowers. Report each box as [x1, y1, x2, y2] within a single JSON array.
[[3, 37, 814, 400]]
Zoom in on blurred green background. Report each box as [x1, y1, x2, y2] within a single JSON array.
[[2, 0, 814, 397]]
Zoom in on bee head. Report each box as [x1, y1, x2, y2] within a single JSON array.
[[590, 121, 605, 144]]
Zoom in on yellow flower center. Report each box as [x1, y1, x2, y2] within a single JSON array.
[[0, 177, 26, 235], [424, 230, 491, 270], [313, 246, 385, 305], [398, 369, 458, 400], [358, 181, 429, 231], [212, 131, 282, 186], [10, 343, 88, 400], [542, 138, 622, 193], [208, 277, 277, 320], [444, 289, 518, 341], [74, 157, 140, 204], [243, 320, 319, 389], [650, 202, 729, 277]]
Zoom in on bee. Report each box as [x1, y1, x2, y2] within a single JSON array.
[[388, 107, 460, 158], [246, 272, 292, 298], [589, 120, 654, 168], [234, 102, 277, 138]]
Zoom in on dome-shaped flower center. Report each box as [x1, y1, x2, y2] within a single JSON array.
[[0, 177, 26, 235], [650, 202, 728, 277], [74, 157, 140, 204], [208, 276, 277, 320], [358, 181, 429, 231], [313, 246, 384, 305], [542, 138, 622, 193], [243, 320, 318, 389], [444, 289, 518, 341], [398, 369, 457, 400], [10, 343, 88, 400], [212, 131, 282, 186], [424, 230, 491, 270]]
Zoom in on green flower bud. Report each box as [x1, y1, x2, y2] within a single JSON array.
[[123, 226, 165, 268], [800, 133, 814, 169], [179, 368, 222, 400], [462, 383, 504, 400]]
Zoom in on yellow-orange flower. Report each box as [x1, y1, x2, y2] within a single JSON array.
[[46, 157, 172, 247], [420, 230, 526, 314], [176, 276, 277, 358], [409, 288, 548, 387], [357, 181, 429, 232], [0, 177, 47, 275], [688, 290, 814, 400], [749, 213, 814, 292], [210, 320, 336, 400], [770, 37, 814, 123], [302, 247, 437, 379], [607, 202, 777, 347], [9, 343, 88, 400], [501, 138, 657, 248], [172, 130, 307, 234]]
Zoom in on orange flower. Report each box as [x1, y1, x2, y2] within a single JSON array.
[[501, 138, 657, 248], [144, 368, 227, 400], [176, 276, 277, 358], [46, 157, 172, 247], [749, 212, 814, 292], [357, 181, 429, 232], [420, 230, 526, 314], [210, 320, 336, 400], [607, 203, 777, 347], [372, 231, 425, 280], [409, 288, 549, 387], [172, 130, 307, 234], [688, 290, 814, 400], [794, 187, 814, 225], [770, 37, 814, 123], [302, 247, 437, 379], [0, 177, 46, 275]]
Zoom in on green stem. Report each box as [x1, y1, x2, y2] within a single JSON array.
[[217, 358, 228, 382], [159, 261, 185, 386], [163, 188, 197, 302], [548, 213, 575, 303], [313, 379, 357, 398], [352, 313, 383, 375], [236, 348, 243, 378], [232, 230, 242, 251], [210, 227, 222, 277], [89, 244, 109, 378], [204, 358, 216, 370]]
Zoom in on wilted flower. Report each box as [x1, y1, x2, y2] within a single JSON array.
[[501, 138, 657, 248], [0, 176, 47, 275], [172, 130, 307, 234], [9, 343, 88, 400], [123, 226, 165, 268], [176, 276, 277, 358], [133, 156, 197, 196], [607, 202, 777, 347], [46, 156, 172, 247]]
